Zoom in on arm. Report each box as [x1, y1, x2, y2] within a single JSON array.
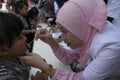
[[35, 28, 79, 64], [20, 53, 84, 80], [51, 44, 120, 80], [54, 45, 79, 64], [83, 44, 120, 80]]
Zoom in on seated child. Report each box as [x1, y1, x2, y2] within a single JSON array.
[[28, 7, 41, 29], [14, 1, 36, 52], [0, 12, 30, 80]]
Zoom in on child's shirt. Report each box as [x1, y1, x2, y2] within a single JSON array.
[[0, 57, 30, 80], [29, 19, 37, 29], [16, 14, 29, 29]]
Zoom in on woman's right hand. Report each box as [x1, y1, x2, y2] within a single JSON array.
[[35, 28, 59, 52], [35, 27, 53, 43]]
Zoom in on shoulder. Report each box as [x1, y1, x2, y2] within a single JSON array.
[[0, 63, 20, 79], [0, 59, 29, 80], [89, 22, 120, 55], [0, 64, 8, 76]]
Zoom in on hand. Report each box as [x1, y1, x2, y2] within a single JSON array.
[[31, 71, 41, 80], [35, 27, 54, 44], [20, 53, 49, 71], [35, 28, 59, 52], [31, 71, 48, 80]]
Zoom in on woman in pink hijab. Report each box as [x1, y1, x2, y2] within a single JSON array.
[[21, 0, 120, 80]]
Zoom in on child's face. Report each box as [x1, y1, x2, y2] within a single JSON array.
[[19, 5, 28, 16], [6, 32, 27, 57], [57, 23, 82, 49]]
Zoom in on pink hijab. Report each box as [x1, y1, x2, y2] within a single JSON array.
[[56, 0, 107, 68]]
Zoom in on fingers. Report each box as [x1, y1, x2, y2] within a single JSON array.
[[35, 27, 49, 40], [35, 27, 42, 40], [32, 71, 49, 80], [31, 71, 41, 80]]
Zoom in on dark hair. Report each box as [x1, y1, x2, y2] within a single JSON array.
[[43, 0, 55, 15], [55, 0, 68, 8], [103, 0, 108, 4], [28, 7, 39, 19], [30, 0, 39, 4], [0, 12, 24, 48], [14, 0, 28, 14]]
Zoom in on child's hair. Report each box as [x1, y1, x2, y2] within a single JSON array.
[[28, 7, 39, 19], [0, 12, 24, 48], [43, 0, 55, 15], [14, 0, 28, 14]]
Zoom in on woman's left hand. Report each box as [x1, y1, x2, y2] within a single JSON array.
[[20, 53, 49, 71]]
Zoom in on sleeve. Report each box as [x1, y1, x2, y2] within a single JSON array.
[[54, 45, 79, 64], [107, 0, 120, 18], [52, 69, 85, 80], [0, 65, 20, 80], [83, 44, 120, 80], [52, 44, 120, 80]]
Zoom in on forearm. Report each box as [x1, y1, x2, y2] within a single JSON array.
[[48, 38, 59, 52], [22, 29, 36, 35]]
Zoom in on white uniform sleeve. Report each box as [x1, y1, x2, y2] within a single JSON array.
[[83, 44, 120, 80], [107, 0, 120, 18]]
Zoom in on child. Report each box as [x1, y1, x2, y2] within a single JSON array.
[[6, 0, 17, 13], [28, 7, 41, 29], [0, 12, 30, 79], [14, 1, 36, 52]]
